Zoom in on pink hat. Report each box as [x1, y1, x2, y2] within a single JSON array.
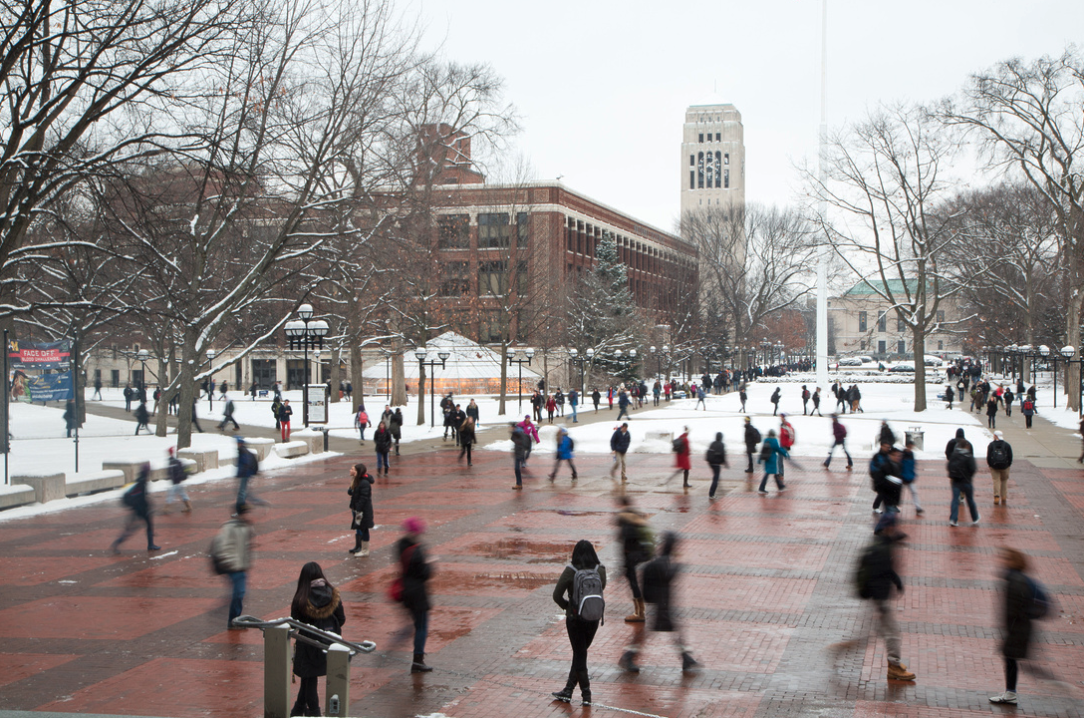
[[402, 516, 426, 535]]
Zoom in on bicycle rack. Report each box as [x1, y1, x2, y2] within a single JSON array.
[[231, 615, 376, 718]]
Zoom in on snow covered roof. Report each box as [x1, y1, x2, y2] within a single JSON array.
[[361, 332, 541, 381]]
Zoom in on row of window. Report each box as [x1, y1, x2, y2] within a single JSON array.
[[439, 260, 528, 297], [689, 151, 730, 190], [698, 132, 722, 143], [437, 213, 528, 249], [858, 310, 946, 333]]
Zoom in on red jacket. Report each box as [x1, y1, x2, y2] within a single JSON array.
[[674, 433, 691, 470], [779, 422, 795, 449]]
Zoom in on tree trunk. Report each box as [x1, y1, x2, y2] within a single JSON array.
[[392, 352, 406, 406], [350, 341, 364, 413], [498, 340, 508, 417], [175, 342, 197, 450], [912, 327, 927, 412], [1067, 289, 1083, 413], [155, 343, 173, 437]]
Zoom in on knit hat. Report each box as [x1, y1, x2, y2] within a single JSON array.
[[402, 516, 426, 535]]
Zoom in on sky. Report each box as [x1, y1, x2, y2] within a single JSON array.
[[414, 0, 1084, 233]]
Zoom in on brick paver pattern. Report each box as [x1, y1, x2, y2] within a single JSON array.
[[0, 436, 1082, 717]]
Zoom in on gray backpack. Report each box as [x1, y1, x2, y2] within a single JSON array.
[[570, 565, 605, 622]]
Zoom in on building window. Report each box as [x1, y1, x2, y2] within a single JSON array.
[[440, 262, 470, 296], [724, 152, 729, 165], [723, 168, 729, 188], [479, 261, 507, 296], [937, 310, 945, 324], [897, 316, 905, 332], [697, 152, 704, 188], [478, 213, 510, 248], [878, 340, 886, 354], [705, 151, 714, 189], [897, 340, 906, 355], [516, 212, 529, 247], [877, 311, 886, 332], [858, 311, 867, 332], [689, 171, 694, 190], [715, 132, 720, 141], [437, 214, 469, 249], [698, 133, 703, 142], [860, 340, 866, 350], [938, 340, 944, 350], [714, 152, 722, 187]]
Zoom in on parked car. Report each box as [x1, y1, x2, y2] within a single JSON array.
[[838, 357, 864, 367], [923, 355, 943, 366], [889, 362, 915, 373], [858, 355, 874, 364]]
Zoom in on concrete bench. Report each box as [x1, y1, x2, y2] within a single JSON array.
[[291, 430, 324, 455], [101, 461, 142, 484], [0, 484, 36, 510], [246, 438, 275, 462], [13, 474, 66, 504], [66, 470, 126, 497], [274, 441, 310, 459], [177, 448, 219, 473]]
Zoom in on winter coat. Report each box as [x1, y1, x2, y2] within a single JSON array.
[[291, 584, 345, 678], [277, 404, 293, 423], [349, 473, 374, 530], [592, 390, 601, 406], [511, 427, 531, 458], [878, 424, 896, 447], [945, 429, 965, 459], [135, 403, 150, 424], [869, 450, 903, 505], [389, 411, 403, 438], [758, 436, 788, 475], [770, 389, 780, 405], [948, 446, 977, 484], [356, 411, 370, 428], [168, 457, 187, 485], [518, 420, 539, 443], [557, 434, 574, 460], [617, 508, 650, 567], [706, 439, 727, 466], [610, 429, 631, 454], [618, 391, 630, 408], [1001, 568, 1035, 659], [744, 423, 760, 451], [832, 421, 847, 444], [397, 536, 432, 613], [862, 533, 904, 601], [901, 449, 916, 484], [63, 404, 77, 430], [215, 517, 253, 573], [124, 471, 151, 516], [673, 433, 691, 470], [374, 427, 392, 454], [553, 563, 607, 619], [986, 399, 1000, 417], [1022, 400, 1035, 417], [986, 439, 1013, 470], [641, 554, 678, 631], [545, 397, 556, 413], [466, 403, 480, 422], [458, 423, 475, 447]]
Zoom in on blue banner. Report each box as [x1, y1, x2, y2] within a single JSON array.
[[11, 370, 73, 403]]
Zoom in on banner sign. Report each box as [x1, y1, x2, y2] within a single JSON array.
[[7, 340, 72, 371], [11, 370, 73, 403], [306, 384, 328, 424]]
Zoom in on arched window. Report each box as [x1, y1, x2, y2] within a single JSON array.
[[714, 152, 722, 187], [697, 152, 704, 188], [705, 151, 714, 189]]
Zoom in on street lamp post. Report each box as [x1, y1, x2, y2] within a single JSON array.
[[1059, 345, 1083, 420], [206, 349, 216, 412], [1039, 345, 1059, 408], [284, 303, 330, 428], [649, 344, 669, 381], [568, 348, 595, 393], [414, 346, 450, 428], [137, 349, 149, 391], [506, 348, 535, 411]]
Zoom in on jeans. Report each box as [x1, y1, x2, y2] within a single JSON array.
[[825, 440, 852, 467], [412, 607, 429, 654], [359, 426, 366, 441], [376, 451, 389, 471], [617, 405, 630, 420], [570, 403, 578, 422], [514, 456, 525, 485], [905, 482, 922, 511], [709, 464, 721, 497], [874, 599, 901, 664], [228, 571, 246, 625], [758, 472, 784, 492], [114, 511, 154, 549], [950, 481, 979, 522]]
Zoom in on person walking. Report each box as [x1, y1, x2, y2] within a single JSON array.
[[738, 385, 748, 413], [811, 387, 822, 416], [652, 381, 661, 406], [668, 427, 692, 488], [1003, 387, 1014, 417], [347, 463, 374, 556], [757, 429, 788, 494], [986, 395, 1000, 429], [517, 415, 539, 465], [801, 385, 810, 415], [63, 398, 77, 438], [466, 398, 480, 427], [219, 380, 228, 400], [706, 432, 728, 500], [373, 420, 393, 475], [849, 385, 863, 413], [549, 427, 578, 482], [210, 504, 254, 632], [901, 439, 923, 515], [989, 548, 1054, 704], [271, 396, 282, 431], [618, 532, 699, 674], [555, 388, 566, 417], [190, 398, 204, 433], [588, 388, 598, 412], [92, 376, 103, 400], [869, 441, 903, 515], [532, 390, 544, 422], [218, 394, 239, 431], [234, 437, 266, 512], [824, 415, 853, 470], [616, 389, 632, 421], [278, 399, 293, 442], [389, 408, 403, 455], [134, 401, 151, 435], [609, 422, 631, 482], [568, 388, 579, 423], [457, 416, 476, 467], [770, 387, 781, 416], [743, 417, 761, 474], [163, 447, 192, 514], [778, 414, 795, 482], [248, 381, 257, 401], [511, 423, 530, 490], [616, 497, 650, 623], [356, 405, 370, 444], [123, 383, 133, 412], [833, 513, 916, 681], [395, 517, 434, 673], [945, 385, 955, 409], [551, 539, 606, 704], [545, 394, 557, 423], [695, 385, 707, 410], [986, 431, 1013, 505], [289, 562, 346, 716], [1021, 395, 1036, 429], [948, 438, 980, 527], [111, 464, 160, 553]]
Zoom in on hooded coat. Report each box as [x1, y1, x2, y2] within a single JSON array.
[[348, 473, 374, 530], [292, 584, 345, 678]]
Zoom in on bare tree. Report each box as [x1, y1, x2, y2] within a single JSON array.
[[938, 49, 1084, 409], [807, 104, 968, 411]]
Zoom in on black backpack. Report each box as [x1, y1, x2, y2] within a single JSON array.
[[672, 437, 683, 453], [989, 442, 1009, 468], [854, 543, 878, 599], [759, 441, 773, 460]]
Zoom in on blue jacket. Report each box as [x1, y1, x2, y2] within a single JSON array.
[[901, 450, 916, 483], [557, 434, 574, 460], [758, 437, 788, 474]]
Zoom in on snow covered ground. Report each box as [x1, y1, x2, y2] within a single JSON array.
[[483, 381, 990, 462], [982, 371, 1083, 435]]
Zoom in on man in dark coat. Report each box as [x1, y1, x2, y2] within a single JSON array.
[[609, 422, 631, 482], [743, 417, 760, 474], [990, 548, 1052, 704], [112, 464, 160, 553]]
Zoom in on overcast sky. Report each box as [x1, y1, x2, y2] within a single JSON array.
[[415, 0, 1084, 232]]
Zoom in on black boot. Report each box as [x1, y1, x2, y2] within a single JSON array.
[[411, 653, 433, 673], [578, 670, 591, 704], [552, 668, 576, 702], [348, 536, 361, 554], [682, 652, 700, 671], [619, 650, 640, 673]]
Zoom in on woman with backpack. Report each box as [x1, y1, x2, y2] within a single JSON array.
[[373, 421, 392, 476], [355, 406, 370, 444], [289, 562, 345, 717], [347, 463, 374, 556], [990, 548, 1050, 704], [618, 532, 699, 674], [389, 408, 403, 455], [757, 429, 788, 494], [552, 539, 606, 704], [668, 427, 692, 488], [1021, 395, 1036, 429], [548, 427, 577, 482], [948, 438, 980, 527]]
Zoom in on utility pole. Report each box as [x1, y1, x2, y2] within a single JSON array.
[[815, 0, 830, 388]]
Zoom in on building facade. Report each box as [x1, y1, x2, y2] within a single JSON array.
[[828, 280, 963, 359], [680, 104, 745, 217]]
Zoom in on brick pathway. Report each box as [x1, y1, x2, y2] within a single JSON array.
[[0, 413, 1082, 718]]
